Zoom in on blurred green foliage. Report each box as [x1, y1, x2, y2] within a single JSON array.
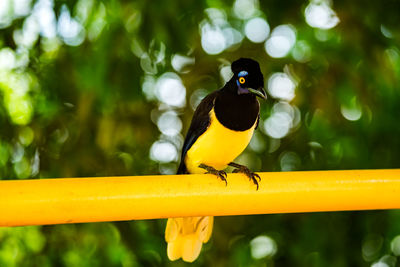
[[1, 0, 400, 266]]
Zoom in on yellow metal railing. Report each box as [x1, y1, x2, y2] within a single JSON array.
[[0, 169, 400, 227]]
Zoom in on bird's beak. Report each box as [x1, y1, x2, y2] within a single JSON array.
[[248, 87, 267, 100]]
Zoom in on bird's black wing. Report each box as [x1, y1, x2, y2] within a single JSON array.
[[177, 90, 218, 174]]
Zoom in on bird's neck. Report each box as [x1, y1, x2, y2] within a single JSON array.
[[214, 79, 259, 131]]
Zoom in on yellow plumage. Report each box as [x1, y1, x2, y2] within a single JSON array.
[[185, 108, 256, 174], [165, 107, 257, 262], [165, 216, 213, 262]]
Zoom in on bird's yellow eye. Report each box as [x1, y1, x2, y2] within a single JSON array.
[[239, 77, 245, 84]]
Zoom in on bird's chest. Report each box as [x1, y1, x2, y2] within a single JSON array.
[[185, 109, 256, 174]]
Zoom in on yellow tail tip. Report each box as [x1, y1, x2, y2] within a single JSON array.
[[165, 216, 214, 262]]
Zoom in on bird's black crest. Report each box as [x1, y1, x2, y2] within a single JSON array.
[[231, 58, 262, 74]]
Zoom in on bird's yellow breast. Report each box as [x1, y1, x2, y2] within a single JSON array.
[[185, 108, 256, 174]]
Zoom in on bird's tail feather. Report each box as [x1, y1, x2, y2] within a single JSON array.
[[165, 216, 213, 262]]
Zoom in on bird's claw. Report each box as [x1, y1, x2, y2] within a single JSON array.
[[231, 164, 261, 190], [199, 164, 228, 186], [212, 170, 227, 186]]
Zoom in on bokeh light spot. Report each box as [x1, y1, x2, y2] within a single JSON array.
[[250, 235, 277, 259], [341, 98, 362, 121], [245, 17, 270, 43], [280, 151, 301, 171], [14, 0, 33, 18], [265, 25, 296, 58], [13, 15, 40, 48], [233, 0, 259, 20], [220, 65, 233, 83], [13, 156, 31, 178], [0, 48, 16, 70], [201, 23, 226, 55], [222, 27, 243, 49], [150, 141, 178, 163], [371, 262, 389, 267], [249, 131, 266, 152], [88, 3, 106, 41], [19, 126, 34, 146], [171, 54, 195, 73], [267, 72, 296, 101], [57, 5, 85, 46], [7, 97, 33, 125], [33, 0, 57, 38], [380, 25, 393, 39], [0, 0, 12, 28], [305, 1, 339, 30], [391, 235, 400, 256], [292, 40, 312, 63], [362, 234, 383, 262], [264, 112, 292, 139], [156, 73, 186, 107], [159, 163, 177, 175], [141, 75, 157, 101], [157, 111, 182, 136], [190, 89, 208, 110]]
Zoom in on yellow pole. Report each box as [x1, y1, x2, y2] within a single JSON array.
[[0, 169, 399, 227]]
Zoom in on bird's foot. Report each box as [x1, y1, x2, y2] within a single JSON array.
[[228, 162, 261, 190], [199, 164, 227, 186]]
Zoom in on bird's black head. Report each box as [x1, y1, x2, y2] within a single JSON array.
[[231, 58, 267, 100]]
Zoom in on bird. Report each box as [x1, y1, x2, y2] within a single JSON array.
[[165, 58, 266, 262]]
